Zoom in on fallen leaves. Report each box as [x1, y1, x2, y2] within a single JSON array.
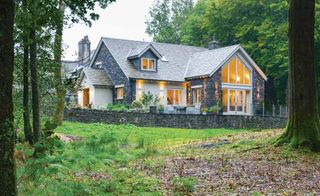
[[136, 129, 320, 195]]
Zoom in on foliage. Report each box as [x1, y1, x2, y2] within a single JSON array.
[[106, 103, 129, 112], [141, 91, 154, 108], [147, 0, 320, 106], [146, 0, 194, 44], [17, 122, 246, 194], [131, 99, 144, 111]]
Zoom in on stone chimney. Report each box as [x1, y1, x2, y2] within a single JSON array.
[[208, 35, 220, 50], [78, 35, 91, 65]]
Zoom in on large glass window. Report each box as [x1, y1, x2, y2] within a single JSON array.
[[167, 89, 182, 105], [141, 58, 156, 71], [221, 56, 251, 85]]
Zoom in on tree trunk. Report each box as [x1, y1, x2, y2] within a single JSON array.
[[53, 0, 66, 126], [276, 0, 320, 151], [0, 0, 17, 194], [30, 27, 41, 143], [22, 0, 33, 144]]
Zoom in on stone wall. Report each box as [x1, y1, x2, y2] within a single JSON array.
[[65, 109, 286, 130], [187, 69, 222, 110]]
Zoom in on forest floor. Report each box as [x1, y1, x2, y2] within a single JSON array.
[[16, 122, 320, 195]]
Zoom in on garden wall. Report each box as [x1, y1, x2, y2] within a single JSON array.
[[64, 109, 287, 129]]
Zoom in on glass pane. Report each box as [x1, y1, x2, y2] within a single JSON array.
[[175, 90, 181, 105], [142, 59, 148, 70], [149, 60, 155, 70], [237, 57, 243, 84], [244, 90, 250, 113], [229, 90, 235, 111], [221, 64, 228, 83], [222, 89, 228, 112], [229, 57, 236, 84], [197, 89, 201, 103], [244, 66, 251, 84], [236, 90, 243, 112], [167, 90, 174, 105]]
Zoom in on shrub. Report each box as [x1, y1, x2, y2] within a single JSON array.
[[131, 99, 144, 111], [106, 103, 129, 112], [141, 92, 154, 108]]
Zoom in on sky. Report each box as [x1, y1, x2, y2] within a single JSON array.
[[62, 0, 154, 60]]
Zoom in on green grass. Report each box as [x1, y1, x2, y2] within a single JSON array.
[[17, 122, 247, 195], [57, 122, 245, 147]]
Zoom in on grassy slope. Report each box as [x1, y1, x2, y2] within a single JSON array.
[[17, 122, 246, 195]]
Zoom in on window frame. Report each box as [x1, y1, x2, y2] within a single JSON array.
[[221, 54, 252, 86], [141, 57, 156, 71], [115, 86, 124, 100], [167, 89, 182, 106], [191, 86, 202, 105]]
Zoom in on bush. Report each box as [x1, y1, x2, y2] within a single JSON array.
[[106, 104, 129, 112], [131, 99, 144, 111]]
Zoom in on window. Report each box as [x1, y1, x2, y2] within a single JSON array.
[[116, 86, 124, 99], [141, 58, 156, 71], [167, 89, 182, 105], [192, 88, 202, 104], [221, 55, 251, 85]]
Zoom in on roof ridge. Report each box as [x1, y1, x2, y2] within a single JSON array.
[[102, 36, 207, 50]]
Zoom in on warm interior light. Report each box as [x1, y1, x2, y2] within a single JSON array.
[[246, 74, 250, 79], [236, 76, 241, 82]]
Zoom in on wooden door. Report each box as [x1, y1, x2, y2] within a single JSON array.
[[83, 88, 90, 106]]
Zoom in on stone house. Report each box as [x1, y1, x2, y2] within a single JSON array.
[[77, 37, 267, 115]]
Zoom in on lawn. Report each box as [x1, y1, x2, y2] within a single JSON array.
[[17, 122, 246, 195], [16, 122, 320, 195]]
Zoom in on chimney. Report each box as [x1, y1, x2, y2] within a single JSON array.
[[78, 35, 91, 65], [208, 35, 220, 50]]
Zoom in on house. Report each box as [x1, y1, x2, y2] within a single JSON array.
[[77, 37, 267, 115], [62, 36, 95, 104]]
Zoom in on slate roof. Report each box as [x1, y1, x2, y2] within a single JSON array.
[[127, 43, 150, 59], [83, 67, 113, 86], [96, 37, 266, 82], [102, 37, 206, 82], [185, 44, 240, 78]]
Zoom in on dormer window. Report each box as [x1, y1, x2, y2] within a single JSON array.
[[141, 58, 156, 71]]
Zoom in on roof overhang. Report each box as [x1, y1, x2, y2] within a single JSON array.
[[208, 45, 268, 81], [127, 44, 163, 60]]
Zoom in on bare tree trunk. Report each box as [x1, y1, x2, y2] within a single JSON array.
[[53, 0, 66, 126], [22, 0, 33, 144], [30, 27, 41, 143], [276, 0, 320, 151], [0, 0, 17, 194]]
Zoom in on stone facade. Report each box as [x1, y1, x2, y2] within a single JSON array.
[[65, 109, 286, 130], [92, 44, 135, 105], [187, 69, 222, 110], [252, 70, 265, 115]]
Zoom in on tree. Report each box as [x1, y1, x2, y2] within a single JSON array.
[[22, 0, 33, 144], [0, 0, 17, 194], [146, 0, 193, 44], [52, 0, 66, 126], [276, 0, 320, 151], [52, 0, 116, 126]]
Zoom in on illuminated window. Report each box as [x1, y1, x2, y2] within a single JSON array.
[[167, 89, 181, 105], [222, 89, 228, 112], [221, 56, 251, 85], [116, 87, 124, 99], [141, 58, 156, 71], [192, 88, 202, 104]]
